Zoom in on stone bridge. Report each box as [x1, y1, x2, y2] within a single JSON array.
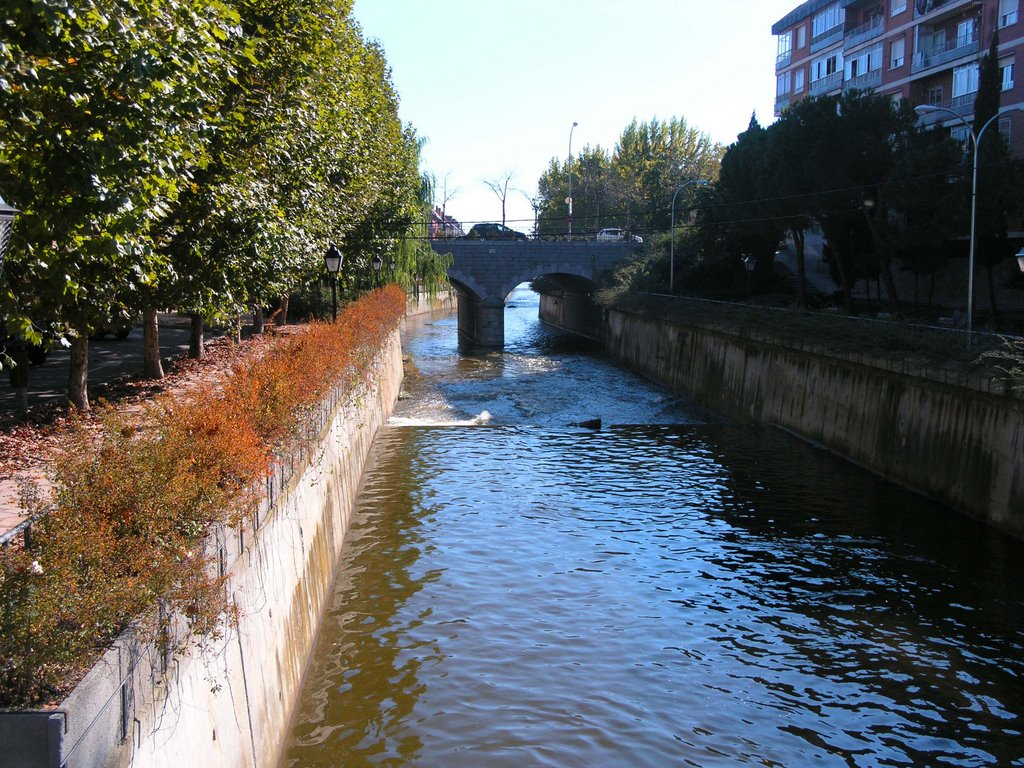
[[429, 239, 637, 346]]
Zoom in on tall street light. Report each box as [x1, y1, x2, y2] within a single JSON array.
[[0, 195, 20, 281], [324, 243, 343, 321], [670, 179, 710, 293], [567, 121, 578, 242], [915, 104, 1024, 345]]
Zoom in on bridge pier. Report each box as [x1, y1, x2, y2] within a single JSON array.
[[456, 291, 504, 347]]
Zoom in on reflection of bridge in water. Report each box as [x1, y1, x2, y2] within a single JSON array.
[[429, 239, 638, 346]]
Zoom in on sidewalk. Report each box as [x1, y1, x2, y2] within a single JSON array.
[[1, 315, 222, 539]]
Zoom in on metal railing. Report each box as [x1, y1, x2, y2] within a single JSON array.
[[911, 30, 979, 72], [811, 24, 844, 53], [843, 68, 882, 91], [809, 71, 843, 96], [844, 15, 884, 48], [914, 0, 977, 20]]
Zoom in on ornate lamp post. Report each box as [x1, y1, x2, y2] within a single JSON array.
[[670, 179, 709, 293], [0, 195, 20, 281], [915, 104, 1024, 345], [324, 244, 343, 321], [742, 254, 755, 300], [567, 121, 578, 242]]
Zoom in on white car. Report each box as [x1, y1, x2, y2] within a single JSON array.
[[596, 228, 642, 243]]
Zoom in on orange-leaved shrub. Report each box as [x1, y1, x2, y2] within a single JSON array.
[[0, 286, 406, 707]]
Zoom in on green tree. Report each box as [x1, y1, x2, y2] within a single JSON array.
[[971, 29, 1023, 321], [0, 0, 240, 409], [697, 115, 784, 294], [534, 116, 721, 241]]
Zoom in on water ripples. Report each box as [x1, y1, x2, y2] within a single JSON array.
[[284, 424, 1024, 767]]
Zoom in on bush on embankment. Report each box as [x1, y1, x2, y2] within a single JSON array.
[[0, 286, 406, 708]]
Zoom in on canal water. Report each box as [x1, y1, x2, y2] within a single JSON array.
[[281, 288, 1024, 767]]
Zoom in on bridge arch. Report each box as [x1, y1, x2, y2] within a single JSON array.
[[432, 239, 636, 346]]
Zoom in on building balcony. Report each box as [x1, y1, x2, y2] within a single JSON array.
[[809, 71, 843, 96], [911, 30, 979, 73], [913, 0, 980, 21], [914, 96, 974, 127], [777, 50, 793, 69], [843, 68, 882, 92], [775, 92, 791, 115], [844, 16, 884, 49], [811, 24, 844, 54]]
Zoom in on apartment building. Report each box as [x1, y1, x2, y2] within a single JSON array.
[[773, 0, 1024, 155]]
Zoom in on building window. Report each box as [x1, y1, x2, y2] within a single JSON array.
[[956, 19, 976, 47], [926, 85, 944, 105], [777, 71, 792, 97], [778, 31, 792, 58], [999, 116, 1012, 142], [812, 51, 843, 80], [812, 3, 843, 38], [777, 30, 793, 67], [794, 67, 806, 92], [1000, 0, 1018, 27], [950, 125, 971, 150], [892, 0, 907, 14], [890, 37, 905, 68], [1001, 59, 1015, 90], [796, 25, 807, 49], [845, 44, 882, 80], [931, 29, 946, 53], [953, 62, 979, 100]]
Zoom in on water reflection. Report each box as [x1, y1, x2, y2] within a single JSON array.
[[282, 293, 1024, 767]]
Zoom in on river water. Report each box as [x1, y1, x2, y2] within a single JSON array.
[[281, 288, 1024, 767]]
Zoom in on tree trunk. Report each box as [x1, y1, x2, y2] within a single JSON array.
[[820, 221, 854, 314], [189, 313, 205, 359], [278, 295, 289, 326], [8, 341, 30, 418], [986, 263, 999, 323], [67, 335, 90, 412], [791, 227, 807, 310], [142, 308, 164, 379], [878, 249, 900, 314], [252, 305, 265, 335]]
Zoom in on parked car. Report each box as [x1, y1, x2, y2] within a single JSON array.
[[89, 315, 135, 340], [596, 228, 642, 243], [463, 223, 528, 241]]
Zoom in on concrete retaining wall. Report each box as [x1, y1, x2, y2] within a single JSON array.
[[604, 309, 1024, 538], [0, 329, 404, 768]]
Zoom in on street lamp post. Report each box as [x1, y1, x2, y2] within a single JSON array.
[[567, 121, 578, 242], [670, 179, 710, 293], [915, 104, 1024, 345], [372, 254, 383, 286], [742, 254, 755, 300], [324, 244, 343, 322], [0, 195, 20, 281]]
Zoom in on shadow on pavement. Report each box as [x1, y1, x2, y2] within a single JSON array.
[[1, 318, 221, 418]]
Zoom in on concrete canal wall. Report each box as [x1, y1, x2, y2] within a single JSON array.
[[0, 329, 404, 768], [604, 308, 1024, 539]]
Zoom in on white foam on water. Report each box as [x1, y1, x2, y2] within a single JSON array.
[[389, 410, 493, 428]]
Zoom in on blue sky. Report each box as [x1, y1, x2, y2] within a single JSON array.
[[352, 0, 795, 231]]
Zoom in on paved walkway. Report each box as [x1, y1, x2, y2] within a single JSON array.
[[1, 315, 222, 539]]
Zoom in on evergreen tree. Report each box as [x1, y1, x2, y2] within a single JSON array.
[[972, 28, 1022, 321]]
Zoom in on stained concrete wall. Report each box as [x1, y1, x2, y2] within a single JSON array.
[[538, 291, 600, 340], [604, 309, 1024, 538], [0, 329, 404, 768]]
